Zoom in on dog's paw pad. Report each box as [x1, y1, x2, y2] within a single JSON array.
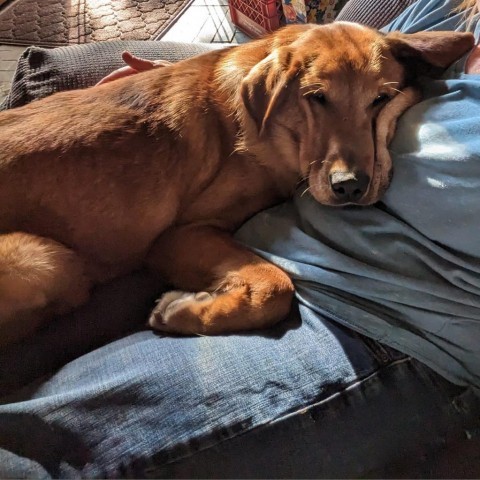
[[194, 291, 213, 302], [148, 290, 214, 333]]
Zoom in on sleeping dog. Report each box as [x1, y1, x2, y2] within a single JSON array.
[[0, 23, 473, 344]]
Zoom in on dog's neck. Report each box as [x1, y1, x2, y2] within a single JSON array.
[[124, 44, 302, 199]]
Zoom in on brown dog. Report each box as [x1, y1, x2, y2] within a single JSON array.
[[0, 23, 473, 344]]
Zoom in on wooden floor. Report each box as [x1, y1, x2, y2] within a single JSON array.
[[0, 0, 250, 103]]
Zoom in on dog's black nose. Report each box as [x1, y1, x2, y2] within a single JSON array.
[[329, 171, 370, 203]]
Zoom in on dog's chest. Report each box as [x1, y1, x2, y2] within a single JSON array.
[[179, 158, 286, 229]]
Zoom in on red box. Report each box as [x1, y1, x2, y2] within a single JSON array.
[[228, 0, 283, 38]]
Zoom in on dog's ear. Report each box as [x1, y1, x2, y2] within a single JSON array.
[[386, 31, 475, 76], [241, 47, 300, 136]]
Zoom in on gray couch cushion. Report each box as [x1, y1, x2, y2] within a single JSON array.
[[0, 41, 218, 110]]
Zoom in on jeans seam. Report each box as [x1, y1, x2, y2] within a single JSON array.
[[142, 356, 415, 477]]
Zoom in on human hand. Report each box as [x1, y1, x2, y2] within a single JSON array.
[[96, 51, 172, 86]]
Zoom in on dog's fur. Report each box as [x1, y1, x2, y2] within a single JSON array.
[[0, 23, 473, 343]]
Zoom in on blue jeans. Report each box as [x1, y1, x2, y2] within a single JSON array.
[[0, 272, 478, 478]]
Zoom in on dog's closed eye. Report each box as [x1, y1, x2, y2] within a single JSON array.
[[372, 93, 391, 107], [310, 92, 327, 105]]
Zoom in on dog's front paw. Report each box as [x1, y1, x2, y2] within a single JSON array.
[[148, 290, 214, 335]]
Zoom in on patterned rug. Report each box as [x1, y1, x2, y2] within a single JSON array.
[[0, 0, 194, 47]]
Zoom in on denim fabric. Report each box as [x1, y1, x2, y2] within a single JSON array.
[[1, 288, 478, 478]]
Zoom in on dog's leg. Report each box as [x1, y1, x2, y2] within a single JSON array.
[[146, 226, 294, 335], [0, 232, 92, 346]]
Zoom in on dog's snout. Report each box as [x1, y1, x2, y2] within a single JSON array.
[[329, 171, 370, 203]]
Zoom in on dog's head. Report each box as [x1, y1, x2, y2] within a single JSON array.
[[241, 23, 474, 206]]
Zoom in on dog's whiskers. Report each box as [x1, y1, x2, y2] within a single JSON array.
[[296, 170, 312, 187], [296, 175, 308, 187], [300, 185, 311, 197], [303, 81, 325, 88], [302, 82, 325, 97], [303, 88, 324, 97], [388, 87, 404, 95]]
